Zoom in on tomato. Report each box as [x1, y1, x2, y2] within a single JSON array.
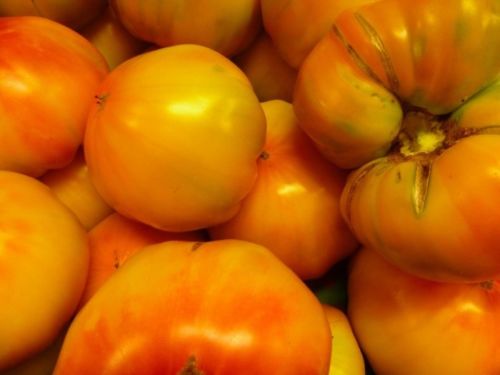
[[40, 150, 113, 230], [80, 6, 149, 70], [233, 32, 297, 102], [54, 240, 331, 374], [348, 248, 500, 374], [84, 44, 266, 232], [109, 0, 261, 57], [261, 0, 378, 68], [0, 16, 109, 177], [210, 100, 358, 280], [79, 213, 207, 307], [323, 305, 365, 375], [293, 0, 500, 282], [0, 0, 107, 30], [0, 171, 88, 371]]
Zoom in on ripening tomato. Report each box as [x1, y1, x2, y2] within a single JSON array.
[[79, 213, 207, 307], [0, 16, 109, 177], [40, 150, 113, 230], [210, 100, 358, 280], [0, 0, 107, 30], [54, 240, 332, 374], [80, 6, 149, 70], [233, 32, 297, 102], [294, 0, 500, 282], [109, 0, 261, 57], [323, 305, 365, 375], [261, 0, 378, 68], [84, 44, 266, 232], [348, 248, 500, 375], [0, 171, 88, 371]]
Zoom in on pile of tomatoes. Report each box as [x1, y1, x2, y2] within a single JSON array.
[[1, 1, 499, 374]]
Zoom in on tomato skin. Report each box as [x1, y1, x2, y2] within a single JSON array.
[[323, 305, 365, 375], [79, 213, 207, 307], [210, 100, 358, 280], [0, 0, 107, 30], [80, 6, 149, 70], [293, 0, 500, 169], [109, 0, 261, 57], [0, 171, 88, 371], [233, 33, 297, 102], [0, 16, 109, 177], [348, 248, 500, 375], [261, 0, 378, 68], [54, 240, 331, 375], [40, 150, 113, 230], [340, 80, 500, 283], [84, 44, 266, 232]]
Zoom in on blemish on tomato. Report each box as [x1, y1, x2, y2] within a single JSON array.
[[178, 355, 204, 375], [191, 242, 203, 252]]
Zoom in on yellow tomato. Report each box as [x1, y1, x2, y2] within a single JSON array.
[[84, 44, 266, 232], [210, 100, 358, 280], [0, 171, 88, 370], [40, 150, 113, 230], [323, 305, 365, 375]]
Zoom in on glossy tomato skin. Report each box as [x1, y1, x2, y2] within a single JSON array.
[[294, 0, 500, 169], [0, 171, 88, 371], [54, 240, 332, 374], [40, 150, 113, 230], [110, 0, 261, 57], [210, 100, 358, 280], [79, 213, 207, 307], [80, 6, 149, 70], [348, 248, 500, 375], [261, 0, 378, 68], [0, 0, 107, 30], [84, 44, 266, 232], [340, 79, 500, 283], [0, 16, 109, 177]]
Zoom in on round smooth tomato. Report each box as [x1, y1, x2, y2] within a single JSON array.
[[80, 6, 149, 70], [293, 0, 500, 282], [109, 0, 261, 57], [210, 100, 358, 280], [84, 44, 266, 232], [233, 32, 297, 102], [0, 16, 109, 177], [54, 239, 332, 374], [0, 171, 88, 371], [40, 150, 113, 230], [79, 212, 207, 307], [348, 248, 500, 374], [0, 0, 107, 30]]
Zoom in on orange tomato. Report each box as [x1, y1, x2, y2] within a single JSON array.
[[0, 0, 107, 30], [80, 6, 149, 70], [294, 0, 500, 282], [84, 44, 266, 232], [54, 240, 331, 374], [210, 100, 358, 280], [109, 0, 261, 57], [0, 171, 88, 370], [323, 305, 365, 375], [348, 248, 500, 374], [79, 213, 207, 307], [0, 16, 109, 177], [40, 150, 113, 230], [233, 32, 297, 102], [261, 0, 378, 68]]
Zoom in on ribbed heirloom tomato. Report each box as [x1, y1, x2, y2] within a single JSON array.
[[84, 44, 266, 232], [53, 240, 332, 374], [294, 0, 500, 282]]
